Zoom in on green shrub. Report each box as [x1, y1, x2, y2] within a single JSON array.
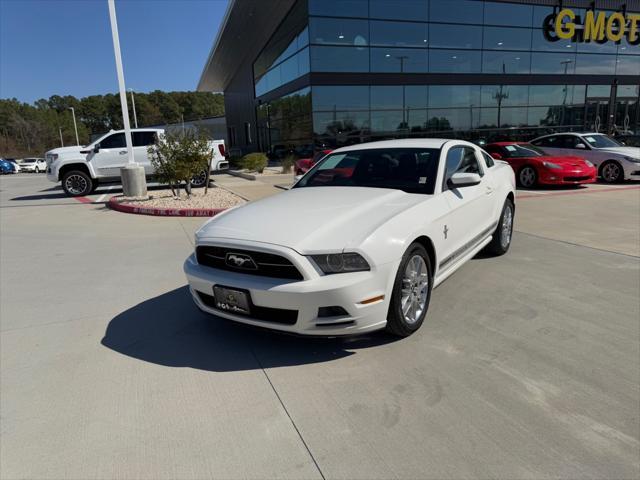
[[242, 152, 268, 173], [228, 155, 243, 170], [281, 154, 295, 174], [148, 128, 211, 197]]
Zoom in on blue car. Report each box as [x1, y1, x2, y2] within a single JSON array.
[[0, 159, 15, 174]]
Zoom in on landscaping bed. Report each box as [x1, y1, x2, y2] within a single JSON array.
[[108, 186, 245, 217]]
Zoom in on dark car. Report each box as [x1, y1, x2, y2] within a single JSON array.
[[615, 134, 640, 147]]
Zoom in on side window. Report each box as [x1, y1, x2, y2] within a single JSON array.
[[557, 135, 582, 149], [443, 146, 483, 190], [482, 151, 495, 168], [99, 133, 126, 149], [133, 131, 157, 147], [532, 136, 554, 147]]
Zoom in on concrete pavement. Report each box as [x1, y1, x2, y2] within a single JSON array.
[[1, 174, 638, 479]]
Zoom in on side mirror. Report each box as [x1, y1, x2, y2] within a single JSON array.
[[448, 172, 482, 188], [490, 152, 502, 159], [574, 143, 586, 149], [93, 144, 100, 153]]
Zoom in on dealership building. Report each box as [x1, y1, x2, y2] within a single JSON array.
[[198, 0, 640, 155]]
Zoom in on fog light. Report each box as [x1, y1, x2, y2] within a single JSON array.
[[318, 306, 348, 318]]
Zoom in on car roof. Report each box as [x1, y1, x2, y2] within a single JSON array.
[[332, 138, 474, 153]]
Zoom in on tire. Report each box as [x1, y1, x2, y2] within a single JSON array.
[[517, 166, 537, 188], [191, 170, 208, 188], [34, 167, 39, 173], [61, 170, 93, 197], [600, 160, 624, 184], [386, 243, 433, 337], [485, 198, 515, 256]]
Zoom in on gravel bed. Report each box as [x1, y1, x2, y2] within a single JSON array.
[[116, 186, 245, 209]]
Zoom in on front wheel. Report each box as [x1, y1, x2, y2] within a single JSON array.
[[386, 243, 433, 337], [518, 166, 537, 188], [600, 161, 624, 183], [34, 167, 40, 173], [62, 170, 94, 197], [485, 198, 515, 256]]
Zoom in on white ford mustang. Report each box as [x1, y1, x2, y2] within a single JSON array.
[[184, 139, 516, 337]]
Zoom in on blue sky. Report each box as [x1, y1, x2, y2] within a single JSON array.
[[0, 0, 229, 103]]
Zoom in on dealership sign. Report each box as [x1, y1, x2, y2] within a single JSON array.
[[544, 9, 640, 45]]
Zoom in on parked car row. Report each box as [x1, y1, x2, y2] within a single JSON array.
[[0, 157, 48, 174]]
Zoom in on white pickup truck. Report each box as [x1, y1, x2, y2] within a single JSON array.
[[46, 128, 228, 196]]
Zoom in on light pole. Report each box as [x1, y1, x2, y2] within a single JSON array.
[[59, 127, 64, 147], [128, 88, 138, 128], [68, 107, 79, 145], [108, 0, 146, 197]]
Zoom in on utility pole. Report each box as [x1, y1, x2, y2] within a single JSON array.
[[68, 107, 79, 145], [108, 0, 146, 197], [128, 88, 138, 128], [59, 127, 64, 147]]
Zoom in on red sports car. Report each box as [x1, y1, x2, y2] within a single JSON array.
[[484, 142, 597, 188], [294, 149, 333, 176]]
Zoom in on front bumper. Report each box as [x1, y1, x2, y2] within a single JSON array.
[[538, 166, 597, 185], [184, 245, 396, 336], [623, 162, 640, 181]]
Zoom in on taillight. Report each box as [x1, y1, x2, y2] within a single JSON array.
[[218, 144, 226, 157]]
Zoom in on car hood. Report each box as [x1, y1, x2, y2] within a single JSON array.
[[594, 146, 640, 158], [46, 146, 85, 156], [197, 187, 428, 254]]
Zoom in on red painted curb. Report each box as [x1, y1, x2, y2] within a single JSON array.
[[108, 196, 226, 217], [518, 185, 640, 199], [74, 196, 92, 204]]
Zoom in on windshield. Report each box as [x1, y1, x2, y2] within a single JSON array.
[[22, 159, 36, 163], [501, 144, 546, 158], [294, 147, 441, 194], [581, 134, 622, 149]]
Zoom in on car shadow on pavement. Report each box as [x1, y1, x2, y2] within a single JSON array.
[[11, 192, 73, 201], [101, 286, 397, 372]]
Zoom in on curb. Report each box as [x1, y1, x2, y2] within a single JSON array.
[[108, 196, 226, 217], [227, 170, 256, 181]]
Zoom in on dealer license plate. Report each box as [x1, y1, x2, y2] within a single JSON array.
[[213, 286, 251, 315]]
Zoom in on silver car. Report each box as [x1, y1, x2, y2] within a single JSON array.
[[531, 133, 640, 183]]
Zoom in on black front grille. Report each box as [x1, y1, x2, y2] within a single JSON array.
[[564, 176, 591, 181], [196, 246, 303, 280], [196, 291, 298, 325]]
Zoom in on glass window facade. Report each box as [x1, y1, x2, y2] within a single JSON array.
[[247, 0, 639, 155]]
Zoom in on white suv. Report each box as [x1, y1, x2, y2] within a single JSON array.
[[531, 132, 640, 183], [46, 129, 228, 196], [19, 158, 47, 173]]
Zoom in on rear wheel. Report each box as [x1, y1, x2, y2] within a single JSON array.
[[386, 243, 432, 337], [600, 160, 623, 183], [518, 166, 537, 188], [62, 170, 93, 197], [191, 170, 208, 188], [485, 198, 514, 256]]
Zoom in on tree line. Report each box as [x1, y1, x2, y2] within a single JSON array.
[[0, 91, 224, 157]]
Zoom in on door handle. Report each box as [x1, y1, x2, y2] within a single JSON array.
[[485, 186, 495, 195], [119, 151, 127, 155]]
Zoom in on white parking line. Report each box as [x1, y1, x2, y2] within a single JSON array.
[[96, 186, 116, 203]]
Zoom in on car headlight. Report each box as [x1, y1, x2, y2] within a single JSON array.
[[309, 253, 370, 274], [543, 161, 562, 169], [623, 156, 640, 163], [583, 160, 594, 167]]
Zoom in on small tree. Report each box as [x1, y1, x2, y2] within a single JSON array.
[[148, 129, 211, 198]]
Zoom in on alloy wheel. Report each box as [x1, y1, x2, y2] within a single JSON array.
[[400, 255, 429, 325], [519, 167, 536, 188], [601, 162, 621, 183], [64, 174, 88, 195], [501, 204, 514, 249]]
